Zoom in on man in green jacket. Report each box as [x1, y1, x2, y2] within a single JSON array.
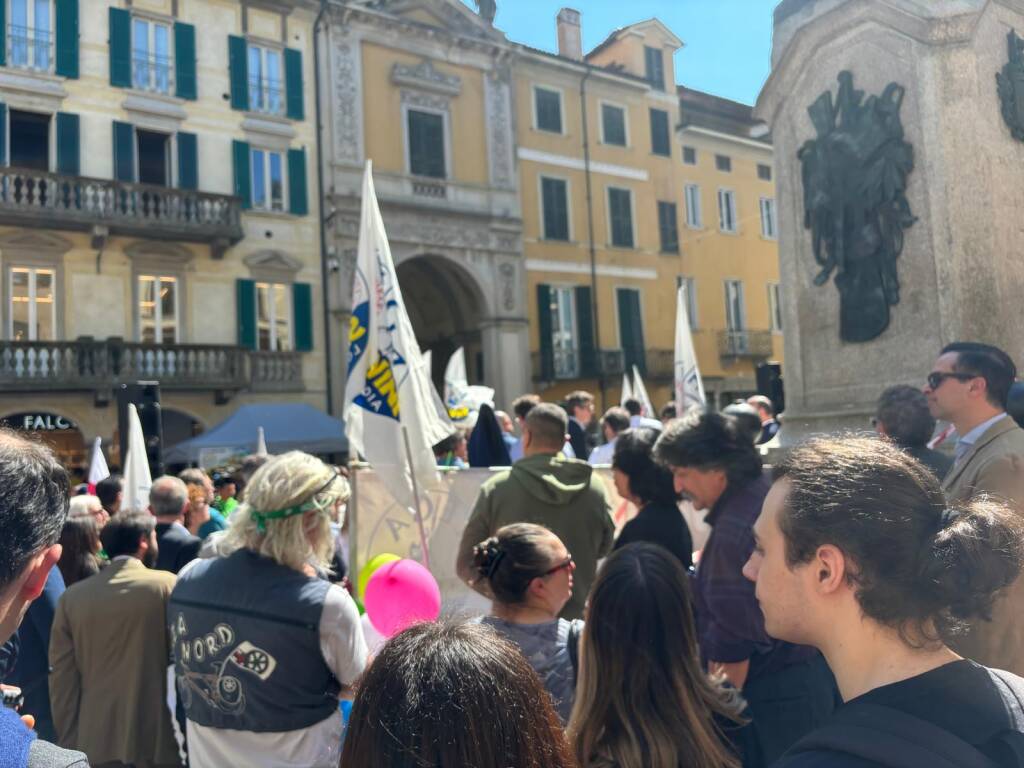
[[456, 403, 614, 619]]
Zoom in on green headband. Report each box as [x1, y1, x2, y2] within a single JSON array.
[[250, 472, 339, 533]]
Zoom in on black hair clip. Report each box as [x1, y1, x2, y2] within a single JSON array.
[[486, 549, 507, 578]]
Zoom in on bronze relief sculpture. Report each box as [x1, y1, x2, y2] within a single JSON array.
[[997, 29, 1024, 142], [798, 71, 917, 343]]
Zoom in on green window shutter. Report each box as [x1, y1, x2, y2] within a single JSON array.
[[650, 108, 670, 157], [658, 201, 679, 253], [55, 0, 79, 78], [541, 177, 569, 241], [609, 188, 634, 248], [0, 103, 7, 165], [108, 8, 131, 87], [284, 48, 304, 120], [112, 121, 135, 181], [287, 147, 308, 215], [56, 113, 80, 175], [174, 22, 197, 100], [0, 2, 6, 67], [236, 279, 257, 349], [407, 110, 445, 178], [535, 89, 562, 133], [601, 105, 626, 146], [537, 284, 554, 381], [228, 35, 249, 111], [232, 139, 251, 209], [177, 132, 198, 190], [617, 289, 646, 375], [575, 285, 597, 378], [292, 282, 313, 351]]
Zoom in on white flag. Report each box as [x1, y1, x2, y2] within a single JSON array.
[[255, 426, 269, 456], [86, 437, 109, 491], [620, 372, 634, 406], [443, 347, 494, 422], [423, 350, 453, 427], [631, 365, 655, 418], [344, 162, 452, 511], [122, 404, 152, 513], [674, 286, 706, 413]]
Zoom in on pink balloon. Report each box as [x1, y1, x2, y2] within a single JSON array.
[[363, 559, 441, 638]]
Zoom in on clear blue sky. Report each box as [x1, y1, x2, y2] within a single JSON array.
[[460, 0, 777, 106]]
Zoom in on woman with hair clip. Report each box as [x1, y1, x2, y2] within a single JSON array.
[[340, 619, 576, 768], [745, 436, 1024, 767], [568, 542, 745, 768], [169, 451, 367, 768], [612, 427, 693, 568], [473, 523, 578, 722]]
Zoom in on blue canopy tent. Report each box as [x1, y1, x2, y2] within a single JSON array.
[[164, 403, 348, 465]]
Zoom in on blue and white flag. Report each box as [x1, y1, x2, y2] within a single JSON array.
[[344, 162, 451, 510], [674, 285, 706, 413]]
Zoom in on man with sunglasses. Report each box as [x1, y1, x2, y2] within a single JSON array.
[[924, 341, 1024, 674]]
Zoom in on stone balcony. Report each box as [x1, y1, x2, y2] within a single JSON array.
[[0, 339, 304, 401], [718, 330, 774, 360], [0, 167, 244, 256]]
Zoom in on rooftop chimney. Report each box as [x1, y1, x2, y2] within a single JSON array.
[[557, 8, 582, 61]]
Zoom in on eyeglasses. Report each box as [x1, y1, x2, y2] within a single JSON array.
[[541, 554, 574, 577], [926, 371, 977, 390]]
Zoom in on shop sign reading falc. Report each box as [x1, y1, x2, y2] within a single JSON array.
[[4, 413, 77, 432]]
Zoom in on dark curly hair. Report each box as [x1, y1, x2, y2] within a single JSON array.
[[653, 410, 763, 487], [472, 523, 561, 605], [774, 435, 1024, 646], [875, 384, 935, 448], [612, 428, 679, 507]]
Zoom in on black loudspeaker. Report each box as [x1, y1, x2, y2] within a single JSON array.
[[756, 362, 785, 416], [117, 382, 163, 477]]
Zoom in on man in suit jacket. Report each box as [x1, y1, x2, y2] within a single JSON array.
[[50, 512, 179, 768], [926, 342, 1024, 674], [150, 475, 200, 575], [565, 390, 596, 460]]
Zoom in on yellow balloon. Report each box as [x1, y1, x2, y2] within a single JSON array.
[[358, 553, 401, 598]]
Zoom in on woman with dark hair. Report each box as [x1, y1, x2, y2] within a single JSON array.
[[612, 427, 693, 568], [340, 620, 575, 768], [472, 523, 577, 722], [654, 411, 835, 767], [748, 436, 1024, 766], [568, 543, 743, 768], [57, 516, 103, 587]]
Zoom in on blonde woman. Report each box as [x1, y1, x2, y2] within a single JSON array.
[[169, 451, 367, 768], [568, 543, 744, 768]]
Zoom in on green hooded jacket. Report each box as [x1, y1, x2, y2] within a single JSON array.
[[457, 453, 614, 620]]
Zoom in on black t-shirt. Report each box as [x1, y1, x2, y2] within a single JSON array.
[[778, 660, 1024, 767], [613, 500, 693, 569]]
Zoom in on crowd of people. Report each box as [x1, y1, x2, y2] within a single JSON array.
[[1, 340, 1024, 767]]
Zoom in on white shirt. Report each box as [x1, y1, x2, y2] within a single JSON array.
[[588, 439, 617, 466], [184, 581, 368, 768], [954, 412, 1007, 464]]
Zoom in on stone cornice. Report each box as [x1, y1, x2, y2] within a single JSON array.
[[391, 59, 462, 96]]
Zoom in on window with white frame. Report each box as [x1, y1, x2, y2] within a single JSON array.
[[534, 86, 563, 133], [760, 197, 777, 239], [607, 186, 634, 248], [768, 283, 783, 332], [718, 188, 737, 233], [684, 184, 702, 229], [677, 276, 698, 330], [724, 279, 745, 331], [9, 266, 55, 341], [601, 103, 627, 147], [256, 282, 292, 351], [138, 275, 178, 344], [549, 286, 578, 378], [248, 43, 284, 115], [9, 0, 52, 72], [132, 17, 172, 94], [251, 148, 285, 212]]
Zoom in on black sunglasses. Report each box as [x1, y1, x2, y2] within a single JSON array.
[[926, 371, 977, 390]]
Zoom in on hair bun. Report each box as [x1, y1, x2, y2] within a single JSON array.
[[472, 536, 505, 580]]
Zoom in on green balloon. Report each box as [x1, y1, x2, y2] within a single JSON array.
[[358, 553, 401, 598]]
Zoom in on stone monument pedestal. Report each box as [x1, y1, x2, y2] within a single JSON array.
[[758, 0, 1024, 443]]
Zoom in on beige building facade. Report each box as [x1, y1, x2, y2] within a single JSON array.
[[0, 0, 324, 470]]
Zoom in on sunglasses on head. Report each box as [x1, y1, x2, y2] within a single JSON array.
[[926, 371, 977, 390], [541, 554, 573, 577]]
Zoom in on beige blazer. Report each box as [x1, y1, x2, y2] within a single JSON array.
[[942, 415, 1024, 675], [49, 558, 180, 767]]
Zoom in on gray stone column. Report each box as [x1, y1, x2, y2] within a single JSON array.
[[757, 0, 1024, 442], [480, 317, 530, 412]]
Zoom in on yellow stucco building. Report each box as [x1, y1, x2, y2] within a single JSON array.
[[0, 0, 324, 470]]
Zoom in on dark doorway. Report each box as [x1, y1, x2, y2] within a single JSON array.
[[136, 129, 169, 186], [9, 110, 50, 171]]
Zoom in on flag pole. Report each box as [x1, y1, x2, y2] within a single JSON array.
[[401, 425, 431, 570]]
